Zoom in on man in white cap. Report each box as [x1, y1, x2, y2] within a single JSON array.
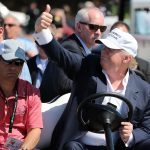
[[33, 4, 150, 150], [0, 39, 43, 150]]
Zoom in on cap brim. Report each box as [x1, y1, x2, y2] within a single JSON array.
[[2, 53, 25, 61], [95, 39, 121, 50]]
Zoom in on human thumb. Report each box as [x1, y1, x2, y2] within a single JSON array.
[[45, 4, 51, 13]]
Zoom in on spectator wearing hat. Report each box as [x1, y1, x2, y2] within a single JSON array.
[[0, 15, 31, 83], [0, 39, 43, 150], [33, 5, 150, 150]]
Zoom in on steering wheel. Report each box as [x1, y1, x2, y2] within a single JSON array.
[[77, 92, 133, 150], [77, 92, 133, 133]]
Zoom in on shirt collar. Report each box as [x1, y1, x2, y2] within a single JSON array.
[[75, 34, 91, 55], [36, 55, 48, 73], [102, 69, 129, 92]]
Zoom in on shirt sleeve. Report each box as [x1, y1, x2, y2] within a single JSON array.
[[26, 86, 43, 130], [125, 133, 134, 147], [33, 29, 53, 45]]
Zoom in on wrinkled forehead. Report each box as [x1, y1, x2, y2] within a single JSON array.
[[88, 9, 105, 25]]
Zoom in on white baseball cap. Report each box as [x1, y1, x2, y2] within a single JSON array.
[[95, 28, 138, 57], [0, 39, 26, 61]]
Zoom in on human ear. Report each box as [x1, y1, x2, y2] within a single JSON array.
[[76, 22, 82, 32], [122, 55, 132, 64]]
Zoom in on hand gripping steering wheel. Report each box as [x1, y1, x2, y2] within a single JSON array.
[[77, 92, 133, 150]]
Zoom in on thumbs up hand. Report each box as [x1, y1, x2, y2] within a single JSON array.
[[35, 4, 53, 32]]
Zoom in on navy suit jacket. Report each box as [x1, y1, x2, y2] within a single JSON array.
[[27, 55, 72, 102], [28, 34, 86, 102], [40, 39, 150, 150], [61, 33, 87, 57]]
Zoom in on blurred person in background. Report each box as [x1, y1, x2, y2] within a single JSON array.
[[110, 21, 130, 33], [27, 45, 72, 102], [51, 8, 74, 40], [3, 14, 38, 83], [78, 1, 95, 10], [3, 14, 38, 58], [26, 1, 40, 34], [50, 24, 64, 42], [63, 4, 75, 30], [50, 12, 66, 42], [84, 1, 96, 8]]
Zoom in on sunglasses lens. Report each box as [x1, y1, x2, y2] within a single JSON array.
[[4, 24, 16, 27], [13, 60, 24, 66], [1, 58, 24, 66], [79, 22, 107, 32], [100, 26, 107, 32], [89, 24, 107, 32], [89, 24, 99, 31]]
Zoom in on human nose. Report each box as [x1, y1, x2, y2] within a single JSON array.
[[95, 28, 102, 34], [95, 29, 102, 38]]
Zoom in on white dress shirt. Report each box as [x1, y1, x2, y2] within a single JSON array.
[[35, 56, 48, 88]]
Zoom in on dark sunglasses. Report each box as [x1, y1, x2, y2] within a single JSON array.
[[4, 23, 17, 28], [0, 57, 24, 66], [79, 21, 107, 32]]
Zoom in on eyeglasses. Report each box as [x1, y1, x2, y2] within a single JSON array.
[[0, 57, 24, 66], [79, 21, 107, 32], [4, 23, 17, 28]]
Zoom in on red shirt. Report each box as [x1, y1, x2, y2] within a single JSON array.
[[0, 79, 43, 149]]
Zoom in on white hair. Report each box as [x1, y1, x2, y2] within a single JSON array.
[[75, 8, 89, 26], [75, 7, 103, 28], [4, 14, 21, 25]]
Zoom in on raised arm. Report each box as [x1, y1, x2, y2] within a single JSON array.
[[33, 4, 82, 79]]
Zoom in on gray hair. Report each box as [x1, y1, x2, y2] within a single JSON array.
[[4, 14, 21, 25], [75, 7, 103, 28], [75, 8, 89, 28]]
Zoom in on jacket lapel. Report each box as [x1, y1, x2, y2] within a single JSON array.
[[125, 71, 139, 111]]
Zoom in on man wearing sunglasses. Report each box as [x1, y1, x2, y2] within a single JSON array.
[[0, 39, 43, 150], [61, 6, 106, 56], [33, 4, 150, 150], [3, 15, 38, 59]]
